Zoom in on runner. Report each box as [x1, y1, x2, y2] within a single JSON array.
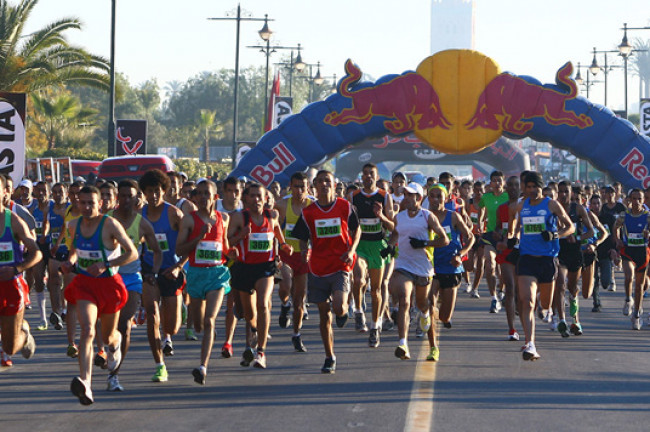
[[228, 182, 291, 369], [578, 190, 608, 314], [275, 172, 312, 352], [591, 194, 617, 311], [46, 182, 70, 331], [98, 181, 117, 214], [139, 169, 186, 382], [612, 189, 650, 329], [600, 185, 626, 292], [350, 163, 394, 348], [106, 180, 162, 391], [60, 186, 138, 405], [30, 181, 51, 330], [291, 170, 360, 373], [466, 181, 485, 298], [176, 179, 235, 384], [511, 172, 573, 360]]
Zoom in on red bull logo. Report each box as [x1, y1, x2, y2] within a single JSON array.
[[250, 142, 296, 186], [324, 60, 451, 134], [465, 62, 593, 135], [620, 148, 650, 188]]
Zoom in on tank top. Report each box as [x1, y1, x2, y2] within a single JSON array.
[[352, 189, 386, 242], [391, 193, 404, 205], [284, 196, 312, 252], [237, 209, 274, 264], [519, 197, 559, 257], [73, 215, 120, 278], [623, 210, 649, 248], [62, 205, 81, 249], [302, 198, 354, 277], [433, 210, 463, 274], [142, 203, 179, 269], [48, 202, 69, 245], [468, 200, 483, 235], [394, 209, 434, 277], [217, 199, 242, 214], [108, 210, 143, 274], [32, 200, 51, 242], [189, 210, 226, 267], [0, 209, 24, 272]]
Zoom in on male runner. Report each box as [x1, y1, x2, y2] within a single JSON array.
[[46, 182, 70, 331], [30, 181, 51, 330]]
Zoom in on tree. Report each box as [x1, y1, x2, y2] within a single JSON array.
[[0, 0, 109, 92], [197, 109, 225, 161]]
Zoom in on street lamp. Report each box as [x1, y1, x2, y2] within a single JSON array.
[[618, 22, 650, 119], [588, 47, 622, 107], [273, 44, 307, 98], [294, 44, 306, 72], [209, 6, 272, 168], [107, 0, 116, 157]]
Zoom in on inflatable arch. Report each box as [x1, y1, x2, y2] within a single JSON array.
[[232, 49, 650, 189], [335, 135, 530, 182]]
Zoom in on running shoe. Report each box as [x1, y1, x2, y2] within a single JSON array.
[[508, 329, 520, 341], [522, 342, 540, 361], [192, 367, 206, 385], [464, 283, 472, 294], [292, 335, 307, 352], [557, 321, 570, 338], [67, 344, 79, 359], [469, 289, 480, 299], [221, 342, 233, 358], [94, 350, 107, 368], [49, 312, 63, 330], [185, 328, 198, 341], [1, 349, 12, 367], [37, 320, 48, 331], [570, 322, 583, 336], [253, 351, 267, 369], [549, 316, 558, 331], [443, 320, 452, 329], [608, 283, 616, 292], [335, 313, 349, 328], [152, 364, 168, 382], [415, 321, 424, 338], [354, 312, 368, 333], [321, 357, 336, 374], [497, 290, 505, 302], [569, 298, 579, 318], [279, 303, 291, 329], [592, 303, 602, 313], [369, 328, 380, 348], [240, 347, 255, 367], [490, 299, 501, 313], [623, 299, 634, 316], [543, 310, 553, 323], [426, 346, 440, 362], [163, 340, 174, 356], [303, 309, 309, 320], [383, 318, 395, 331], [419, 312, 431, 333], [70, 377, 94, 405], [107, 374, 124, 392], [107, 334, 122, 372], [394, 344, 411, 360], [20, 321, 36, 359], [632, 313, 642, 330]]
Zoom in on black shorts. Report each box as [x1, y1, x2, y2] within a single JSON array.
[[432, 273, 462, 289], [38, 242, 50, 264], [517, 255, 558, 284], [582, 251, 596, 268], [621, 247, 650, 272], [505, 248, 520, 266], [230, 261, 277, 295], [558, 242, 583, 272], [480, 232, 499, 249], [142, 261, 185, 297]]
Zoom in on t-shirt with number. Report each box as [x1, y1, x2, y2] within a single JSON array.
[[292, 198, 359, 277], [189, 210, 226, 267], [518, 197, 559, 257], [237, 209, 274, 264], [351, 189, 387, 242]]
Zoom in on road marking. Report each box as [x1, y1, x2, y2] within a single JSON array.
[[404, 341, 437, 432]]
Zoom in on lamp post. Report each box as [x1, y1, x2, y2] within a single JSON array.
[[588, 47, 622, 107], [107, 0, 116, 157], [618, 23, 650, 119], [209, 6, 272, 168], [273, 43, 306, 98]]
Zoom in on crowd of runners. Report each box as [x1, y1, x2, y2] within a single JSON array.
[[0, 165, 646, 405]]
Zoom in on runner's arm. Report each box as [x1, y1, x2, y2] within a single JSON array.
[[227, 212, 247, 245], [549, 200, 575, 238], [175, 213, 201, 257], [11, 213, 42, 273], [453, 212, 474, 256], [577, 205, 595, 242], [140, 217, 162, 276], [589, 212, 608, 248], [426, 212, 450, 248]]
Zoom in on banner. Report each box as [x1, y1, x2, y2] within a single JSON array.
[[641, 98, 650, 138], [0, 92, 26, 185], [265, 72, 281, 132], [272, 97, 293, 130], [115, 120, 147, 156]]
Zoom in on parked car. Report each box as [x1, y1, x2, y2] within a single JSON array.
[[98, 155, 175, 182]]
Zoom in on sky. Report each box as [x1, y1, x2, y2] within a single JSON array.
[[25, 0, 650, 112]]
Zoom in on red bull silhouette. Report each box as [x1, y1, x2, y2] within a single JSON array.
[[465, 62, 593, 135], [324, 60, 451, 134]]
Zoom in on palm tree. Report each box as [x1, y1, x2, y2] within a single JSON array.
[[164, 80, 183, 99], [198, 109, 223, 162], [0, 0, 109, 93], [31, 92, 97, 149], [631, 38, 650, 98]]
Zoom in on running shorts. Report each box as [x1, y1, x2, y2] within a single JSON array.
[[394, 268, 431, 287], [356, 239, 388, 269], [68, 273, 128, 314], [120, 272, 143, 294], [432, 273, 463, 289], [558, 242, 583, 272], [280, 249, 309, 276], [230, 261, 276, 295], [0, 276, 27, 316], [517, 255, 558, 284], [620, 246, 650, 272], [187, 265, 231, 299], [307, 271, 351, 304]]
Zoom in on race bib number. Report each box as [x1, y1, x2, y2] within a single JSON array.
[[195, 240, 222, 264], [285, 223, 296, 240], [51, 232, 60, 241], [315, 217, 342, 238], [0, 242, 14, 265], [360, 217, 381, 234], [35, 221, 43, 236], [155, 233, 170, 252], [470, 212, 478, 224], [443, 225, 452, 240], [77, 249, 103, 271], [248, 232, 273, 252], [522, 216, 545, 235], [627, 233, 645, 247]]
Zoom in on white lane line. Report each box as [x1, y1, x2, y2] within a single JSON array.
[[404, 340, 437, 432]]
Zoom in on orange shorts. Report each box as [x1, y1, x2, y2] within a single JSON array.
[[280, 250, 310, 276], [67, 273, 128, 314], [0, 276, 27, 316]]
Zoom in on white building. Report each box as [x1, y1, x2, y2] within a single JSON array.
[[430, 0, 475, 54]]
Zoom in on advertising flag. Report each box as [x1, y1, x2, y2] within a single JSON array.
[[0, 92, 26, 184]]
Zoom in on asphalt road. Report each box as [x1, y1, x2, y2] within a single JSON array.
[[2, 270, 650, 432]]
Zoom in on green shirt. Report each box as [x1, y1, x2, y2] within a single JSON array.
[[479, 192, 509, 232]]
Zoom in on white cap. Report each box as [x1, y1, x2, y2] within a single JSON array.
[[18, 179, 32, 189], [196, 177, 208, 185], [404, 182, 424, 197]]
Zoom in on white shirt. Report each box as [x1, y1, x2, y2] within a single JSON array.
[[394, 209, 434, 277]]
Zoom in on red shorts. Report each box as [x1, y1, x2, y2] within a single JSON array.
[[280, 250, 310, 276], [496, 248, 513, 265], [0, 276, 27, 316], [67, 273, 128, 314]]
